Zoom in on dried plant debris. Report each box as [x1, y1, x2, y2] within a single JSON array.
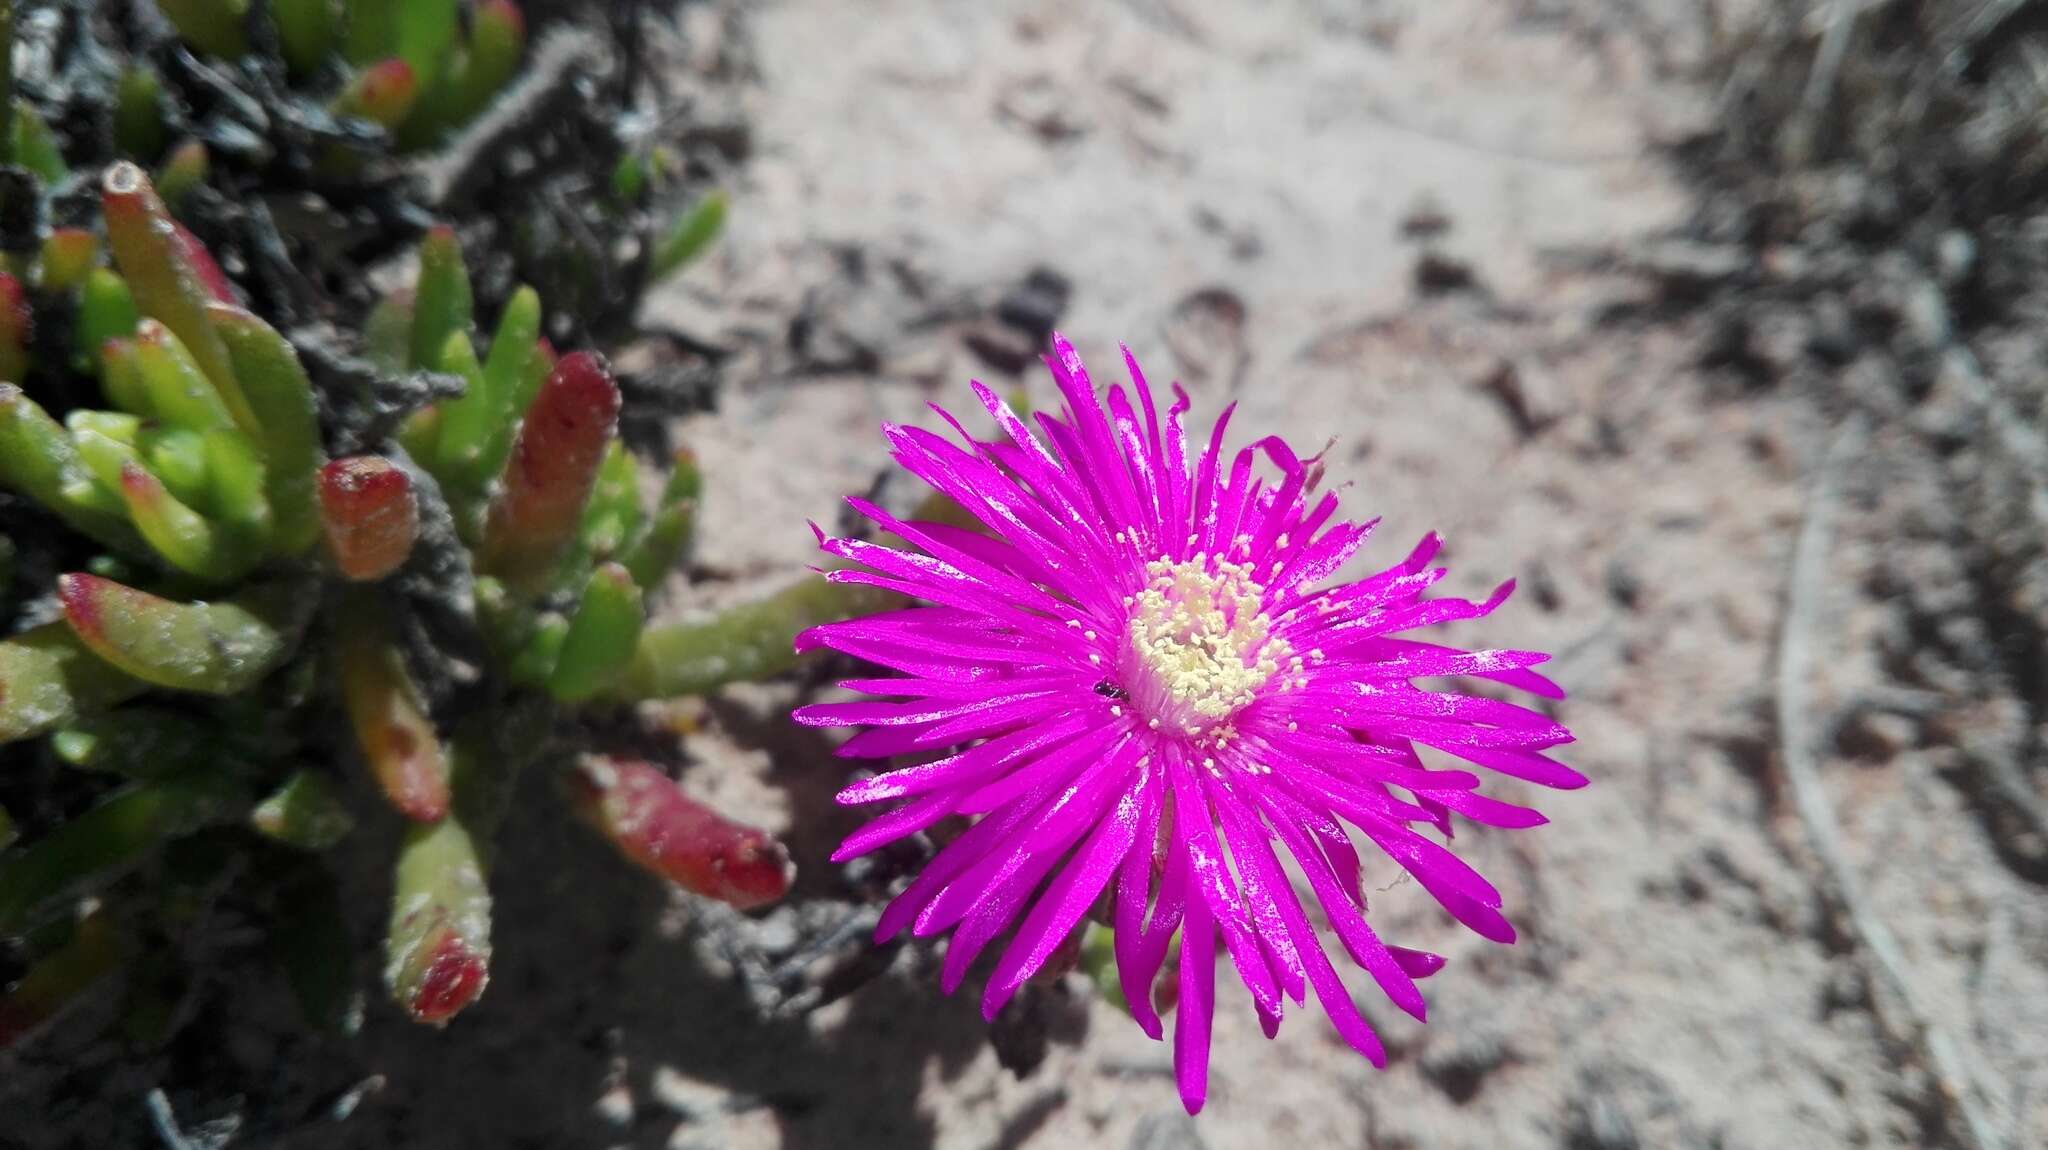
[[4, 0, 730, 341]]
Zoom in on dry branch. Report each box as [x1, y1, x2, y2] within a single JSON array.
[[1775, 413, 2007, 1150]]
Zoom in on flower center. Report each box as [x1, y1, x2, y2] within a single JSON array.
[[1121, 556, 1291, 740]]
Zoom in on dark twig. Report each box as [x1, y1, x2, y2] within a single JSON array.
[[1775, 414, 2006, 1150]]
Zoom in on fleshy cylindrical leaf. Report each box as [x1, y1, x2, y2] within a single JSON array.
[[342, 0, 398, 64], [251, 770, 355, 850], [272, 0, 339, 77], [471, 1, 527, 91], [363, 288, 415, 373], [57, 574, 311, 694], [332, 58, 418, 130], [137, 425, 211, 510], [478, 352, 620, 594], [68, 426, 146, 510], [577, 441, 640, 561], [611, 151, 650, 205], [157, 143, 211, 209], [79, 272, 140, 379], [615, 576, 891, 699], [447, 0, 524, 126], [0, 385, 86, 504], [503, 610, 566, 688], [395, 0, 460, 93], [425, 330, 486, 487], [650, 190, 727, 281], [382, 710, 534, 1031], [9, 101, 68, 184], [97, 339, 152, 420], [546, 564, 644, 703], [0, 777, 242, 934], [202, 428, 272, 554], [67, 410, 143, 447], [333, 603, 449, 822], [397, 406, 440, 468], [0, 386, 144, 554], [438, 285, 538, 490], [410, 227, 472, 379], [116, 461, 256, 581], [0, 912, 125, 1052], [102, 162, 256, 434], [52, 706, 216, 781], [0, 272, 28, 384], [619, 448, 700, 588], [0, 624, 148, 745], [38, 230, 97, 293], [114, 67, 167, 159], [155, 0, 251, 59], [168, 220, 231, 303], [132, 320, 234, 433], [318, 457, 418, 581], [208, 303, 326, 554], [387, 815, 489, 1025], [569, 757, 792, 910]]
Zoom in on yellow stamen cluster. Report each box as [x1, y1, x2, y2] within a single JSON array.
[[1120, 555, 1296, 740]]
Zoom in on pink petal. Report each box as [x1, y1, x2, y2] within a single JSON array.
[[981, 764, 1153, 1018], [1173, 890, 1217, 1115], [1167, 755, 1282, 1020], [834, 713, 1098, 805]]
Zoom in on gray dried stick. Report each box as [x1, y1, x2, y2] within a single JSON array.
[[413, 29, 609, 209], [1775, 413, 2006, 1150]]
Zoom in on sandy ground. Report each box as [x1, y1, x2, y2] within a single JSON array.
[[11, 3, 2045, 1148], [644, 2, 2046, 1148]]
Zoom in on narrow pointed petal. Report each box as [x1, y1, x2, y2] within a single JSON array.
[[1172, 894, 1217, 1115], [982, 766, 1150, 1018]]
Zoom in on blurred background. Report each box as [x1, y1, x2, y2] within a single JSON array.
[[18, 1, 2048, 1147]]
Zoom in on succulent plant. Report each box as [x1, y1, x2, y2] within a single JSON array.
[[149, 0, 528, 153], [0, 160, 865, 1046], [0, 0, 724, 375]]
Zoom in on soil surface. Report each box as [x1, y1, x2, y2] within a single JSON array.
[[10, 2, 2048, 1148]]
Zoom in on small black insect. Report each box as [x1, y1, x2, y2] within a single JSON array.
[[1093, 680, 1129, 700]]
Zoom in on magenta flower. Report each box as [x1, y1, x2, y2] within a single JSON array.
[[794, 335, 1583, 1112]]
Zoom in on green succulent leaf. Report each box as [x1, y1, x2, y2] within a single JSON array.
[[0, 624, 149, 745], [56, 575, 313, 694], [0, 777, 243, 934], [251, 771, 355, 851], [547, 564, 644, 703], [208, 303, 326, 555], [52, 706, 219, 781], [410, 227, 472, 374], [651, 190, 728, 282]]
